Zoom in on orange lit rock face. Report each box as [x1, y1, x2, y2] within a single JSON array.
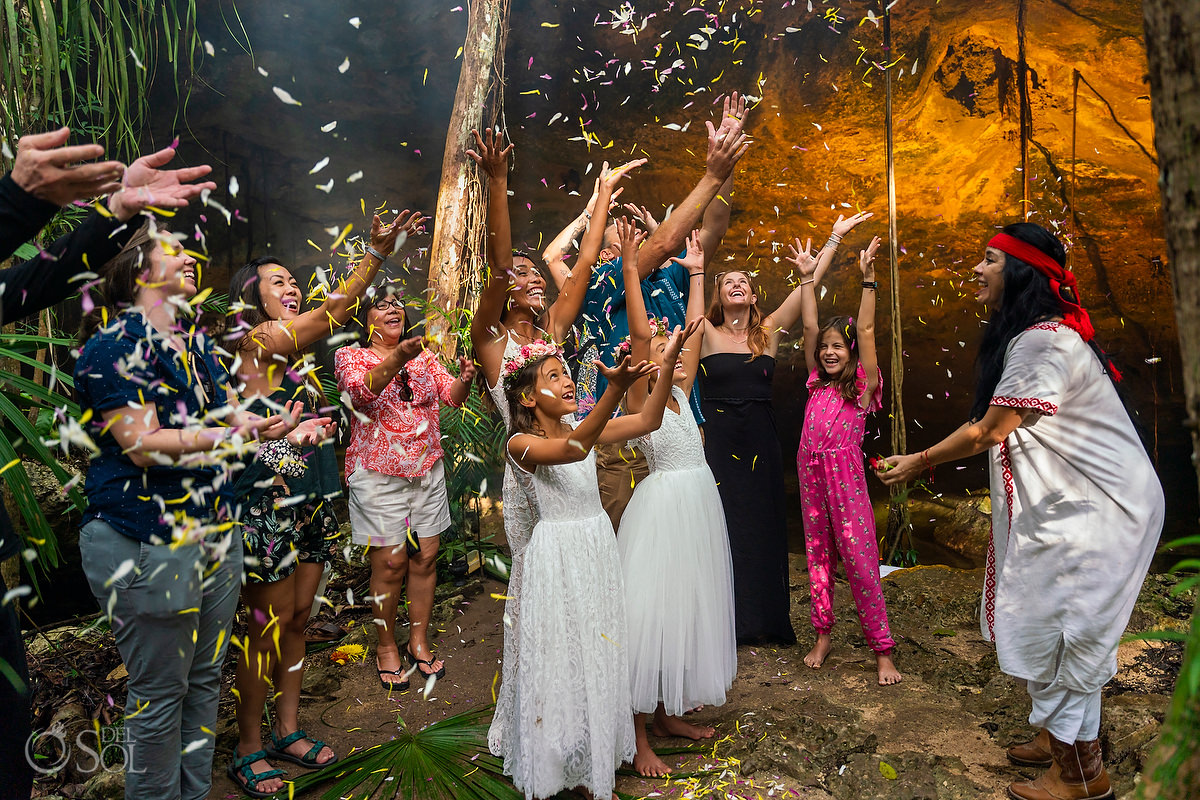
[[176, 0, 1191, 530]]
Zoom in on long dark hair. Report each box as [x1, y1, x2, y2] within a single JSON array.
[[969, 222, 1118, 421], [814, 315, 862, 403], [227, 255, 285, 350], [78, 226, 156, 343]]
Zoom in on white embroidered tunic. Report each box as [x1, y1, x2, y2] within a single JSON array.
[[984, 322, 1164, 693]]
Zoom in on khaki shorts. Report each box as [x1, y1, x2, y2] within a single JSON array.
[[595, 441, 651, 532], [347, 461, 452, 547]]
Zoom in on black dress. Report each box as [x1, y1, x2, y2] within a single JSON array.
[[699, 353, 796, 645]]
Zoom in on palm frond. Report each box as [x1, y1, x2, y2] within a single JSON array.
[[280, 705, 523, 800]]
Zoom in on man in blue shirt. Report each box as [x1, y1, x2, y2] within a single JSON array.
[[543, 92, 751, 529]]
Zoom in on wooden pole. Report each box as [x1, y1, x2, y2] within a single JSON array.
[[1017, 0, 1031, 217], [425, 0, 507, 357], [882, 2, 911, 564]]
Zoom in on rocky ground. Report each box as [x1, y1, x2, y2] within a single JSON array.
[[26, 505, 1190, 800]]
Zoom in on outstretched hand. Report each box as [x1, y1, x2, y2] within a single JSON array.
[[622, 203, 659, 235], [466, 128, 514, 181], [831, 210, 874, 238], [860, 236, 882, 277], [11, 127, 124, 206], [289, 416, 336, 447], [717, 91, 749, 135], [107, 145, 217, 222], [602, 158, 647, 191], [615, 216, 647, 266], [597, 355, 656, 391], [873, 453, 923, 485], [668, 229, 705, 274], [787, 237, 818, 277], [369, 211, 419, 258], [705, 117, 751, 180], [456, 354, 478, 383], [665, 318, 704, 361]]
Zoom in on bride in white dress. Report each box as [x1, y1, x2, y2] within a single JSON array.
[[613, 222, 737, 778], [500, 331, 688, 800]]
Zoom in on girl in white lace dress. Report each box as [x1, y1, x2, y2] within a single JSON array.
[[500, 334, 686, 800], [614, 222, 737, 777]]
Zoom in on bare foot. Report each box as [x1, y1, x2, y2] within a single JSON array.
[[650, 712, 716, 741], [683, 704, 705, 715], [633, 739, 673, 778], [804, 633, 832, 669], [876, 651, 903, 686], [571, 785, 620, 800]]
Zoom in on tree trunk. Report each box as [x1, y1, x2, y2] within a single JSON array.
[[425, 0, 507, 358], [1137, 1, 1200, 796]]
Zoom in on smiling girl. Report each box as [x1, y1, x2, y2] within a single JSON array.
[[790, 228, 900, 686], [499, 330, 684, 800]]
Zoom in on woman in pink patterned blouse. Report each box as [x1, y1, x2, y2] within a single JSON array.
[[334, 285, 476, 689]]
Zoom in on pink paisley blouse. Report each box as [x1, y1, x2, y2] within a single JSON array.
[[334, 345, 462, 479]]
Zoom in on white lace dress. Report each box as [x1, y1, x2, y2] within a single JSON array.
[[486, 332, 574, 757], [502, 441, 636, 800], [618, 386, 738, 715]]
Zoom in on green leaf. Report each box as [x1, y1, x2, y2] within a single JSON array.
[[879, 760, 898, 780]]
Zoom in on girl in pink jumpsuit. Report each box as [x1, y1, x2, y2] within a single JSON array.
[[788, 230, 901, 686]]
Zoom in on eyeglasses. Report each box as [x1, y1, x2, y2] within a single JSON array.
[[372, 297, 404, 311]]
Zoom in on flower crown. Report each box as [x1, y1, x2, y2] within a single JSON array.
[[501, 339, 564, 387], [647, 316, 672, 338]]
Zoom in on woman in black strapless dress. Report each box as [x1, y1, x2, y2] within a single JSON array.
[[699, 348, 793, 644]]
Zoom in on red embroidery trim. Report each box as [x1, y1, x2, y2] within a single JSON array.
[[984, 441, 1015, 643], [991, 396, 1058, 416], [1026, 322, 1063, 332]]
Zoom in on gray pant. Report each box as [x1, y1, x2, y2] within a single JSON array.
[[80, 519, 241, 800]]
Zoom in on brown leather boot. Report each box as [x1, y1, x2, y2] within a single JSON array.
[[1007, 729, 1053, 767], [1007, 736, 1114, 800]]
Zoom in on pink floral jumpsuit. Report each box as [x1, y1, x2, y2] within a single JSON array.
[[797, 363, 895, 653]]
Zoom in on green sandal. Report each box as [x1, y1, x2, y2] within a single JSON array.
[[227, 750, 286, 798], [266, 729, 338, 769]]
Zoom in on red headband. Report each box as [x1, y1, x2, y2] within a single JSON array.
[[987, 232, 1094, 342]]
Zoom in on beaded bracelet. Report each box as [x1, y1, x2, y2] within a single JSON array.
[[921, 449, 935, 483]]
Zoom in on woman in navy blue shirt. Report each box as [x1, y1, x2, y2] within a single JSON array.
[[75, 226, 329, 800]]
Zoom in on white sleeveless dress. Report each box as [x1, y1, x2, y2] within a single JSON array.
[[503, 439, 635, 799], [618, 386, 738, 715], [486, 332, 574, 757]]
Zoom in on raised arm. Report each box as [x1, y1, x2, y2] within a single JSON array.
[[854, 236, 882, 410], [541, 170, 630, 288], [616, 217, 653, 413], [767, 211, 873, 346], [875, 406, 1028, 486], [636, 93, 750, 279], [508, 356, 654, 469], [788, 237, 822, 374], [247, 210, 419, 359], [671, 231, 708, 396], [467, 128, 516, 383], [547, 159, 645, 342], [602, 325, 692, 441]]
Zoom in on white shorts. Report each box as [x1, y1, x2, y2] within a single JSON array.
[[347, 461, 452, 547]]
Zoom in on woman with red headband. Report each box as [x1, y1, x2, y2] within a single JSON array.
[[876, 222, 1162, 800]]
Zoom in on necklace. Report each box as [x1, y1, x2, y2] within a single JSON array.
[[721, 325, 750, 344]]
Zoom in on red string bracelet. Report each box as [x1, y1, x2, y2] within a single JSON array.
[[921, 449, 935, 483]]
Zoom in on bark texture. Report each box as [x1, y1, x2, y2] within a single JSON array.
[[425, 0, 506, 356], [1138, 0, 1200, 796]]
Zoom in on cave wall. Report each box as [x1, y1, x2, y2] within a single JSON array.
[[149, 0, 1191, 534]]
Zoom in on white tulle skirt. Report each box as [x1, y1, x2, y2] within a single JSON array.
[[617, 464, 738, 715]]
